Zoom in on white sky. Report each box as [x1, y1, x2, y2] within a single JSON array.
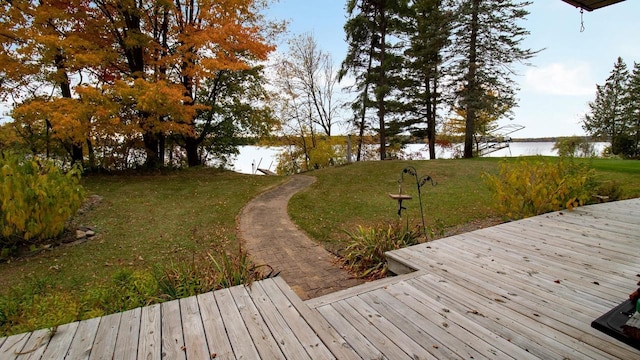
[[265, 0, 640, 138], [2, 1, 638, 140]]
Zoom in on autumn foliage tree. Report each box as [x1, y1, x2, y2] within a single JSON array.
[[0, 0, 276, 168]]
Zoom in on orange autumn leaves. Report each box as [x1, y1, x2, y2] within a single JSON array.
[[0, 0, 275, 163]]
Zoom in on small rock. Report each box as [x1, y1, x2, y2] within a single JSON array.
[[85, 230, 96, 237], [76, 230, 87, 239]]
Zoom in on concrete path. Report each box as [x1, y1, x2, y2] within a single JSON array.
[[238, 175, 364, 300]]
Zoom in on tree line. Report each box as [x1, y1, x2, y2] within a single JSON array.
[[583, 57, 640, 158], [1, 0, 279, 170], [0, 0, 537, 170], [339, 0, 536, 160]]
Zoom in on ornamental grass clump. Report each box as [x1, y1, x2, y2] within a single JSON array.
[[483, 157, 597, 220], [0, 152, 85, 249], [343, 220, 422, 278]]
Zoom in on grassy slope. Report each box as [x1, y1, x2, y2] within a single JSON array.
[[289, 158, 501, 253], [0, 169, 284, 295], [289, 157, 640, 253], [590, 158, 640, 198]]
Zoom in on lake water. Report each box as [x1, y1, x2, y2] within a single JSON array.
[[232, 142, 608, 175]]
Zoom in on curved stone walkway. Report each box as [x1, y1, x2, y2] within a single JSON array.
[[238, 175, 364, 300]]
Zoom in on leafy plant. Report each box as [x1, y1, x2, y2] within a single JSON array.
[[154, 260, 217, 301], [483, 157, 598, 220], [595, 180, 623, 201], [343, 220, 422, 278], [210, 250, 272, 289], [0, 152, 85, 247], [552, 136, 596, 158]]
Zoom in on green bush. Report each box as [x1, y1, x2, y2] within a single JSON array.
[[595, 180, 623, 201], [343, 221, 422, 278], [552, 136, 596, 157], [0, 153, 85, 247], [483, 158, 597, 220]]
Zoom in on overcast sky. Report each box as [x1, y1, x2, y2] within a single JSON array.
[[265, 0, 640, 138]]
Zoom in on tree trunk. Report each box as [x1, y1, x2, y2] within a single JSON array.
[[464, 0, 480, 159], [426, 77, 436, 160], [185, 136, 201, 167], [56, 52, 84, 165], [377, 7, 388, 160], [143, 132, 161, 168], [87, 138, 96, 170]]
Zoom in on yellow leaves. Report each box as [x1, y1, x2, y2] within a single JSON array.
[[0, 153, 85, 244], [483, 158, 597, 220], [112, 79, 200, 135]]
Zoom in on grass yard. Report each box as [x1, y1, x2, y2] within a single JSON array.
[[288, 158, 501, 253], [0, 157, 638, 336], [289, 157, 640, 253], [0, 169, 283, 334]]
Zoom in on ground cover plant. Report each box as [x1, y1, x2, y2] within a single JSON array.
[[484, 157, 598, 219]]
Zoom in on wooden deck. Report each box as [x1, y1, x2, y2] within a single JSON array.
[[1, 199, 639, 359]]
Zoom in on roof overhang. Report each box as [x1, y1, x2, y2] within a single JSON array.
[[561, 0, 626, 11]]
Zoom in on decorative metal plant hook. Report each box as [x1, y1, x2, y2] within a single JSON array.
[[397, 166, 436, 237]]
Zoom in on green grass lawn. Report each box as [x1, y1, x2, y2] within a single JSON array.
[[289, 158, 501, 253], [0, 157, 638, 336], [289, 157, 640, 254], [0, 169, 284, 296]]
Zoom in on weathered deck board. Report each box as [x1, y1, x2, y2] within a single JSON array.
[[65, 317, 99, 360], [136, 304, 160, 359], [180, 296, 210, 360], [113, 308, 140, 360], [15, 328, 49, 359], [380, 199, 640, 359], [89, 312, 121, 360], [40, 322, 79, 359], [160, 299, 185, 360], [195, 293, 233, 359], [1, 199, 639, 359]]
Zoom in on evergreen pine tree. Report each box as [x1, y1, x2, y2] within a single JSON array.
[[450, 0, 536, 158], [402, 0, 453, 159], [341, 0, 408, 160], [626, 62, 640, 157], [584, 57, 630, 156]]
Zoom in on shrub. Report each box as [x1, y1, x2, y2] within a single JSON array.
[[343, 220, 422, 278], [595, 180, 623, 201], [552, 136, 596, 158], [483, 158, 597, 220], [0, 153, 85, 247]]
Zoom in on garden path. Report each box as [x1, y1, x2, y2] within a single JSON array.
[[237, 175, 364, 300]]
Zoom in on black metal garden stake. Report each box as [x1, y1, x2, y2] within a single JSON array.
[[398, 166, 436, 237]]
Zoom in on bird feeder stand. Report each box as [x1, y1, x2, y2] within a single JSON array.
[[389, 166, 436, 237]]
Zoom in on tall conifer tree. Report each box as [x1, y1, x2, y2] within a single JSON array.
[[450, 0, 536, 158], [341, 0, 407, 160]]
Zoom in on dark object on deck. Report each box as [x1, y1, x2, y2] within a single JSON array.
[[592, 299, 640, 350], [561, 0, 626, 11]]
